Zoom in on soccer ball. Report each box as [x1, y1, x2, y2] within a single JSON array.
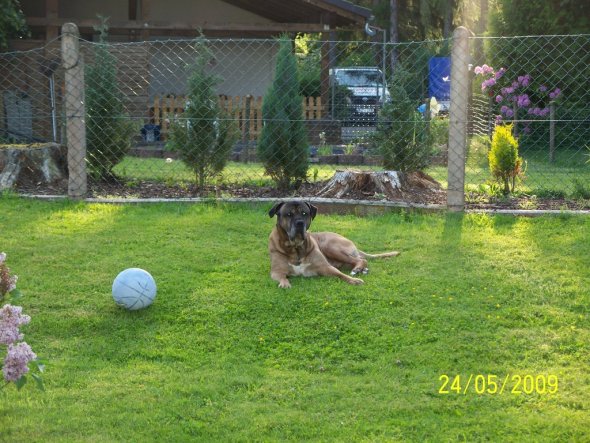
[[112, 268, 157, 310]]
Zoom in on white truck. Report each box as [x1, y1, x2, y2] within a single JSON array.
[[329, 67, 390, 124]]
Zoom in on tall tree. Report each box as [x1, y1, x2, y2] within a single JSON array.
[[167, 34, 238, 189], [389, 0, 399, 69], [258, 36, 308, 190], [0, 0, 28, 50]]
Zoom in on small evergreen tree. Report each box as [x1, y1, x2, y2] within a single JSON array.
[[374, 68, 432, 171], [488, 124, 523, 194], [85, 17, 135, 180], [167, 35, 238, 189], [258, 36, 308, 190]]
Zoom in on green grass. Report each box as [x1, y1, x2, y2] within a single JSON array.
[[113, 144, 590, 199], [1, 195, 589, 441], [114, 158, 376, 187]]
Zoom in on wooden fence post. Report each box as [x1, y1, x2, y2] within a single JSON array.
[[61, 23, 87, 198], [447, 26, 471, 212]]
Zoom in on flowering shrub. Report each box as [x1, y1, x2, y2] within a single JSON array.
[[474, 64, 561, 129], [0, 253, 44, 390]]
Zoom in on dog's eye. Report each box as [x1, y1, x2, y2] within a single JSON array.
[[287, 212, 292, 217], [302, 212, 307, 216]]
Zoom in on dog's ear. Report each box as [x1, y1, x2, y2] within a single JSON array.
[[306, 202, 318, 219], [269, 202, 284, 218]]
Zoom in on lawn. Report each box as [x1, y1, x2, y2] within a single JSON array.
[[113, 143, 590, 199], [1, 195, 589, 441]]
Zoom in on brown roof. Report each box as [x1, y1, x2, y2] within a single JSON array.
[[221, 0, 373, 27]]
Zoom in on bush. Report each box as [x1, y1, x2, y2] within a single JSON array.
[[488, 124, 523, 194], [167, 35, 238, 189], [258, 35, 308, 190], [373, 70, 432, 171], [85, 22, 135, 180]]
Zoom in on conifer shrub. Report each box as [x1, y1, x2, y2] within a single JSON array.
[[167, 35, 238, 188], [488, 124, 524, 194], [258, 36, 308, 190]]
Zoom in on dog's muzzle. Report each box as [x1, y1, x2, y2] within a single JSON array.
[[287, 219, 306, 241]]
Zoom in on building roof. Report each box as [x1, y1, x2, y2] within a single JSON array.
[[220, 0, 373, 28]]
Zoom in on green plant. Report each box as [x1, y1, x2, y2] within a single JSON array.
[[488, 124, 523, 194], [571, 178, 590, 200], [429, 117, 449, 153], [295, 33, 321, 97], [167, 34, 238, 189], [2, 196, 590, 441], [373, 69, 432, 171], [85, 17, 135, 180], [0, 0, 29, 50], [258, 35, 308, 190], [0, 252, 44, 391]]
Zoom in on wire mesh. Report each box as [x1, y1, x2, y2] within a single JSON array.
[[468, 34, 590, 201], [1, 32, 588, 206]]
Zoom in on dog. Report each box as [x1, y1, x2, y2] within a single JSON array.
[[268, 201, 400, 288]]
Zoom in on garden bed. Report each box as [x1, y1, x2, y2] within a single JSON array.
[[12, 176, 590, 210]]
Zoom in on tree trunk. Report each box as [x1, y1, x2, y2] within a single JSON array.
[[389, 0, 399, 71], [0, 143, 67, 190], [317, 170, 441, 200], [443, 0, 454, 39]]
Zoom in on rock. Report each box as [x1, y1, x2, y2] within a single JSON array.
[[0, 143, 68, 190]]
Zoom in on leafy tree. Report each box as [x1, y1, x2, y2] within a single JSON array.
[[167, 34, 238, 189], [0, 0, 28, 50], [258, 36, 308, 190], [490, 0, 589, 36], [85, 18, 135, 180]]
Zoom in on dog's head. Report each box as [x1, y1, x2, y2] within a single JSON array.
[[269, 201, 317, 242]]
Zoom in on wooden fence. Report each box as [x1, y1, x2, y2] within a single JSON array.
[[150, 95, 325, 142]]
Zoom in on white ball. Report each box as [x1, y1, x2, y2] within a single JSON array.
[[112, 268, 157, 310]]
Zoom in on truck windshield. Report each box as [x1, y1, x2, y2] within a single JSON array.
[[335, 70, 382, 87]]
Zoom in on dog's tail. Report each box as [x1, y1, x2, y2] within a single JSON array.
[[359, 250, 400, 259]]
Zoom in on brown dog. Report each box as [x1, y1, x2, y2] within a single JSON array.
[[268, 201, 400, 288]]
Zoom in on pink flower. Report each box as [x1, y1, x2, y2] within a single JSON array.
[[481, 78, 497, 91], [474, 66, 483, 75], [516, 94, 531, 108], [518, 75, 531, 87], [481, 64, 494, 75], [549, 88, 561, 100], [0, 253, 17, 296], [495, 68, 506, 79], [539, 85, 548, 92], [2, 342, 36, 382], [495, 95, 503, 103], [0, 304, 30, 345]]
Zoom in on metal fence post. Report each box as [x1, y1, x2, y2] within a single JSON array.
[[447, 26, 471, 212], [61, 22, 87, 198], [549, 102, 556, 163]]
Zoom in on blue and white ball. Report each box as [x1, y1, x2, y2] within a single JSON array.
[[112, 268, 157, 310]]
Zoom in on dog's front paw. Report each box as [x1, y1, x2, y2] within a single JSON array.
[[278, 279, 291, 289], [349, 277, 364, 285], [351, 267, 369, 276]]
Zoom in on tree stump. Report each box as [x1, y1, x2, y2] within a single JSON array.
[[317, 170, 442, 200], [0, 143, 68, 190]]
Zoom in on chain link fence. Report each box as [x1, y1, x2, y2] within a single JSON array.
[[1, 26, 589, 208]]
